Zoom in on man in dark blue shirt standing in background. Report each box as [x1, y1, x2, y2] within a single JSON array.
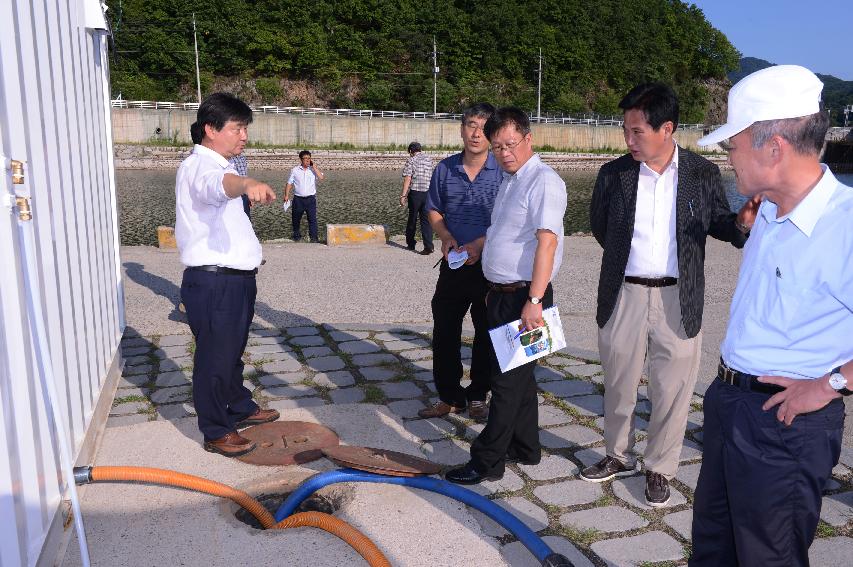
[[420, 103, 502, 421]]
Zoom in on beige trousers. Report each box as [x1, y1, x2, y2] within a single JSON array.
[[598, 282, 701, 479]]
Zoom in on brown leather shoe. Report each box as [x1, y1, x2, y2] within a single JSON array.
[[417, 400, 465, 418], [468, 400, 488, 421], [203, 432, 256, 457], [236, 408, 280, 429]]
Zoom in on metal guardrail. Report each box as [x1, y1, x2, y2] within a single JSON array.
[[109, 100, 710, 129]]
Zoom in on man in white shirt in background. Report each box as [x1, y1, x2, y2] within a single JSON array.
[[176, 92, 280, 457], [284, 150, 325, 243]]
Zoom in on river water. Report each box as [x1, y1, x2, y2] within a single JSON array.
[[116, 168, 852, 246]]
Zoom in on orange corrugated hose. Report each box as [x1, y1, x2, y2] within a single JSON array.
[[89, 466, 391, 567]]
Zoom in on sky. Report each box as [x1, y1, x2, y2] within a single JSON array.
[[690, 0, 852, 81]]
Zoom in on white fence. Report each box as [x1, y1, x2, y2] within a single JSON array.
[[1, 2, 124, 566]]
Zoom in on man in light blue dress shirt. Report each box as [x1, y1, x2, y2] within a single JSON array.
[[690, 66, 853, 566]]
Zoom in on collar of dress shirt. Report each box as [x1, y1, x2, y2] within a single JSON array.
[[502, 153, 542, 181], [639, 141, 679, 177], [193, 144, 231, 168], [760, 165, 837, 237]]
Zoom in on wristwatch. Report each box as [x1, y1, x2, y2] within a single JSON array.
[[528, 296, 542, 305], [828, 366, 853, 396]]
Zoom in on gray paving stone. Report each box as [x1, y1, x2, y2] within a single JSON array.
[[833, 463, 850, 478], [150, 386, 192, 404], [686, 411, 704, 431], [463, 422, 485, 441], [151, 349, 170, 360], [562, 394, 604, 417], [306, 356, 345, 372], [612, 475, 687, 510], [534, 366, 566, 382], [809, 536, 853, 566], [412, 371, 434, 382], [468, 469, 524, 496], [353, 353, 399, 367], [574, 447, 608, 468], [115, 386, 150, 399], [158, 357, 192, 372], [566, 364, 603, 377], [693, 430, 703, 444], [155, 371, 191, 388], [301, 346, 333, 358], [592, 531, 684, 566], [397, 348, 433, 361], [539, 405, 573, 426], [158, 345, 190, 358], [634, 399, 653, 414], [285, 326, 320, 336], [635, 438, 703, 463], [261, 357, 303, 373], [290, 335, 327, 347], [246, 343, 292, 355], [675, 462, 702, 492], [250, 335, 288, 345], [407, 359, 434, 371], [663, 509, 693, 539], [242, 380, 254, 392], [378, 382, 423, 399], [387, 399, 426, 418], [382, 338, 430, 351], [419, 438, 470, 465], [820, 491, 853, 526], [518, 454, 579, 481], [547, 356, 587, 367], [534, 479, 602, 507], [107, 414, 151, 427], [156, 403, 195, 420], [374, 331, 420, 342], [359, 367, 399, 381], [242, 365, 257, 377], [122, 346, 151, 357], [561, 505, 649, 533], [259, 372, 307, 386], [337, 340, 382, 355], [329, 388, 365, 404], [249, 328, 282, 337], [123, 364, 153, 377], [501, 536, 594, 567], [259, 351, 300, 363], [539, 379, 597, 398], [267, 397, 326, 411], [312, 371, 355, 389], [121, 337, 150, 348], [838, 447, 853, 468], [329, 330, 370, 342], [540, 424, 602, 449], [825, 478, 842, 491], [118, 374, 150, 388], [473, 497, 548, 537], [124, 355, 151, 366], [263, 384, 317, 398], [111, 401, 149, 415], [405, 418, 456, 441], [423, 382, 437, 393]]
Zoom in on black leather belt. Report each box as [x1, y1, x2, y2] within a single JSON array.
[[487, 280, 530, 293], [625, 276, 677, 287], [717, 360, 784, 395], [189, 265, 258, 276]]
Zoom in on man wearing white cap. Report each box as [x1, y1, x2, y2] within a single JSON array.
[[690, 65, 853, 566]]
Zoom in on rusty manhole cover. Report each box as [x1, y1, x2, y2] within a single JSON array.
[[322, 446, 442, 477], [236, 421, 339, 466]]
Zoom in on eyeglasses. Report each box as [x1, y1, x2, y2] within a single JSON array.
[[490, 137, 526, 154], [463, 121, 485, 132]]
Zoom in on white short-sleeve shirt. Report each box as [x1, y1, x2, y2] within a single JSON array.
[[288, 165, 319, 197]]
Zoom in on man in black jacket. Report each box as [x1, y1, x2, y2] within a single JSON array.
[[581, 83, 759, 507]]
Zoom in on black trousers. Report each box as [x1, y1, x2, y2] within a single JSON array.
[[292, 195, 318, 241], [405, 191, 432, 250], [430, 260, 491, 407], [470, 284, 553, 477], [180, 268, 259, 441], [690, 379, 844, 567]]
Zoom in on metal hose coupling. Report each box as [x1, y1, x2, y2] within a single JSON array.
[[73, 466, 93, 485]]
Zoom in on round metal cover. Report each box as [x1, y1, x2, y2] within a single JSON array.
[[322, 446, 442, 477], [236, 421, 339, 466]]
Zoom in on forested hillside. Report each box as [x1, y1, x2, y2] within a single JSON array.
[[107, 0, 739, 123]]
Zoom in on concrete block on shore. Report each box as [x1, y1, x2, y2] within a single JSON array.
[[326, 223, 388, 246], [157, 225, 177, 249]]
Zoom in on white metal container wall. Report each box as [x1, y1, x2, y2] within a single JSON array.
[[0, 1, 124, 566]]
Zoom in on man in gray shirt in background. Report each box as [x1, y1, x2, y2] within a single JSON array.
[[399, 141, 435, 254]]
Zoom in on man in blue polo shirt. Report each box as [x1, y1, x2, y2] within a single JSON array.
[[420, 103, 502, 421]]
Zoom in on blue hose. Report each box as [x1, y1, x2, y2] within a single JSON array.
[[275, 468, 573, 566]]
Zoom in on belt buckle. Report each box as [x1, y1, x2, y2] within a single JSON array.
[[719, 363, 736, 386]]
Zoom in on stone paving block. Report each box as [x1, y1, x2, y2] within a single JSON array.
[[256, 351, 298, 363], [560, 505, 649, 533], [258, 372, 307, 387], [468, 469, 524, 496], [463, 422, 485, 441], [150, 386, 192, 404], [820, 491, 853, 526], [674, 462, 702, 492], [562, 394, 604, 417], [155, 371, 191, 388], [501, 536, 594, 567], [250, 335, 288, 345], [397, 348, 432, 361], [267, 397, 326, 411], [686, 411, 704, 431], [809, 536, 853, 566], [328, 330, 370, 342], [123, 364, 153, 377], [107, 414, 151, 427], [158, 357, 192, 372], [663, 509, 693, 539], [540, 424, 602, 449], [246, 343, 292, 355], [359, 367, 399, 381], [833, 463, 850, 478], [419, 439, 470, 465], [574, 447, 608, 468], [242, 380, 254, 392], [250, 328, 282, 337], [547, 356, 587, 367], [534, 366, 565, 382], [838, 446, 853, 468], [156, 403, 196, 420], [412, 371, 433, 382], [693, 431, 703, 444], [151, 349, 170, 360], [111, 401, 149, 415], [301, 346, 333, 359], [377, 382, 423, 399], [242, 365, 257, 377], [423, 382, 437, 393], [329, 388, 365, 404], [285, 326, 320, 336], [459, 346, 472, 358], [118, 374, 150, 388], [634, 399, 653, 414], [539, 405, 573, 427], [158, 345, 190, 358], [825, 478, 842, 491], [306, 356, 345, 372], [407, 359, 434, 371], [124, 355, 151, 366], [405, 418, 456, 441], [122, 346, 151, 357], [337, 340, 382, 354], [534, 479, 602, 507], [261, 357, 303, 373], [115, 387, 150, 399], [382, 339, 430, 351], [518, 454, 579, 481], [374, 331, 420, 342], [121, 337, 150, 348], [591, 531, 684, 566], [263, 384, 318, 398], [312, 371, 356, 389], [472, 497, 548, 537], [290, 335, 327, 347], [122, 328, 141, 338], [353, 353, 399, 367], [612, 475, 687, 510], [565, 364, 603, 378], [539, 379, 597, 398], [635, 438, 703, 463], [387, 399, 426, 418]]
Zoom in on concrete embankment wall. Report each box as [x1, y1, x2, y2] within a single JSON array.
[[111, 108, 707, 152]]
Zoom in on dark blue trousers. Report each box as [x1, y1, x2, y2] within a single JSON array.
[[292, 195, 318, 241], [690, 379, 844, 567], [405, 191, 433, 250], [180, 268, 259, 441]]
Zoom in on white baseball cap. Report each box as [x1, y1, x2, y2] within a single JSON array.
[[698, 65, 823, 146]]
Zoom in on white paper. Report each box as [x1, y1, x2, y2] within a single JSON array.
[[282, 199, 292, 212], [447, 249, 469, 269], [488, 306, 567, 373]]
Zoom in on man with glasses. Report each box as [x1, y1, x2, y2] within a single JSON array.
[[419, 103, 501, 422], [445, 107, 567, 484], [399, 141, 435, 254], [284, 150, 325, 243]]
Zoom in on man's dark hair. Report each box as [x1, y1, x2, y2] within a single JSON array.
[[618, 83, 679, 131], [299, 150, 312, 159], [189, 92, 252, 143], [483, 107, 531, 141], [461, 102, 496, 125], [407, 142, 422, 153]]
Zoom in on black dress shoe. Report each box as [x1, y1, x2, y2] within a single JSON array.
[[445, 462, 503, 485], [506, 455, 541, 466]]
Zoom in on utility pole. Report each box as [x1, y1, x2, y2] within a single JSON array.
[[432, 36, 440, 114], [192, 12, 202, 103], [536, 48, 543, 122]]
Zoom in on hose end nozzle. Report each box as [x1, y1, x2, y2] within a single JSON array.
[[73, 466, 93, 485]]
